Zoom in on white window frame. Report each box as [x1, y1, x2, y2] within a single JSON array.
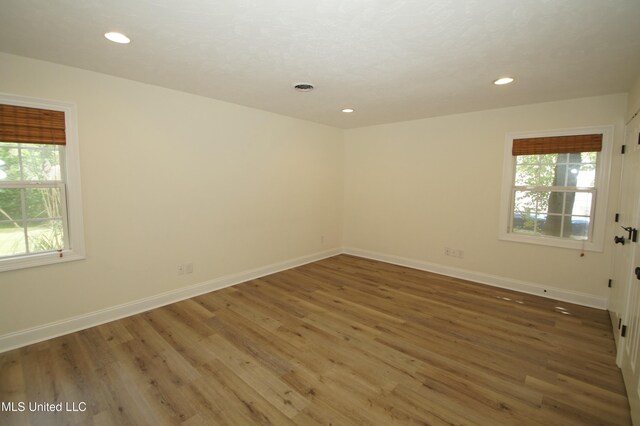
[[498, 125, 614, 252], [0, 93, 85, 272]]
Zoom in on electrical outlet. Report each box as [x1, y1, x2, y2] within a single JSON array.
[[186, 263, 193, 274], [177, 264, 185, 275]]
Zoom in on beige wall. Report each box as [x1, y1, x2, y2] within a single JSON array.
[[343, 94, 627, 298], [0, 53, 343, 335]]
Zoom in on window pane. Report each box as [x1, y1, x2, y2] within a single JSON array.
[[513, 190, 550, 235], [25, 187, 63, 219], [21, 145, 62, 181], [537, 164, 556, 186], [514, 190, 550, 215], [574, 163, 595, 187], [0, 147, 21, 181], [546, 192, 564, 215], [562, 216, 590, 240], [570, 192, 592, 216], [512, 212, 538, 234], [0, 222, 26, 257], [0, 188, 23, 222], [540, 214, 563, 237], [581, 152, 597, 163], [515, 164, 539, 186], [27, 220, 64, 253]]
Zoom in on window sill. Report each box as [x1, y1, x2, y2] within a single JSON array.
[[0, 250, 85, 273], [498, 232, 603, 252]]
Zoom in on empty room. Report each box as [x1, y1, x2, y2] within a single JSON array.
[[1, 1, 640, 424]]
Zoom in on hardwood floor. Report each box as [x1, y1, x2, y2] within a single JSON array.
[[0, 254, 631, 425]]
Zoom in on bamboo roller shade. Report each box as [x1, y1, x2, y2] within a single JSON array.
[[0, 104, 66, 145], [512, 134, 602, 156]]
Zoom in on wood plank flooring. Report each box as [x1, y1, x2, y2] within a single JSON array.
[[0, 254, 631, 425]]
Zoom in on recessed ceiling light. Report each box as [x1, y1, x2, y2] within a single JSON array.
[[293, 83, 314, 92], [342, 108, 354, 113], [104, 32, 131, 44], [494, 77, 514, 85]]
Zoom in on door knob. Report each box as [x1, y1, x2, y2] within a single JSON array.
[[615, 236, 626, 245]]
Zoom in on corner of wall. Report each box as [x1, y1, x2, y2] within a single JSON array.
[[338, 128, 347, 248], [627, 75, 640, 121]]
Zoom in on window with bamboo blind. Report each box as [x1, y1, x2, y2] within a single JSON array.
[[0, 96, 85, 272], [499, 127, 613, 251]]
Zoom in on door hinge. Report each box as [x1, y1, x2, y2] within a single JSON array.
[[619, 318, 622, 329], [615, 213, 620, 222], [622, 325, 628, 337], [608, 279, 613, 288], [622, 145, 627, 154]]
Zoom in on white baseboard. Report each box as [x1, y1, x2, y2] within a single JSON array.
[[0, 248, 342, 353], [343, 247, 607, 310], [1, 245, 607, 353]]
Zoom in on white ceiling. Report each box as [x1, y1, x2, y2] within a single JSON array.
[[1, 0, 639, 129]]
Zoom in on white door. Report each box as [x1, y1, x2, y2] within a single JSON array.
[[615, 116, 640, 424], [622, 196, 640, 423], [610, 120, 639, 354]]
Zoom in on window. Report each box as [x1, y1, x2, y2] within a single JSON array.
[[499, 126, 613, 251], [0, 94, 84, 271]]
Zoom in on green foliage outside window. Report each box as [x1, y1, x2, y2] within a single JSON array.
[[0, 143, 65, 257]]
